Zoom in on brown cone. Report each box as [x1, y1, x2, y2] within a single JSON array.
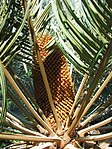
[[32, 35, 74, 131]]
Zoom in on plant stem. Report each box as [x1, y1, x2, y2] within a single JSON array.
[[29, 19, 62, 134], [9, 66, 50, 127], [7, 90, 37, 126], [0, 107, 23, 126], [81, 71, 112, 118], [5, 118, 45, 137], [78, 117, 112, 137], [37, 50, 62, 134], [66, 74, 88, 128], [65, 39, 112, 136], [76, 132, 112, 141], [0, 133, 62, 142], [80, 96, 112, 127], [3, 65, 55, 135]]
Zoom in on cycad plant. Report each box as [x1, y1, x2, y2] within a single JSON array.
[[0, 0, 112, 148]]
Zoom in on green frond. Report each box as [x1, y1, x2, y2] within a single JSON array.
[[0, 62, 7, 128], [51, 0, 112, 75], [0, 0, 32, 66]]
